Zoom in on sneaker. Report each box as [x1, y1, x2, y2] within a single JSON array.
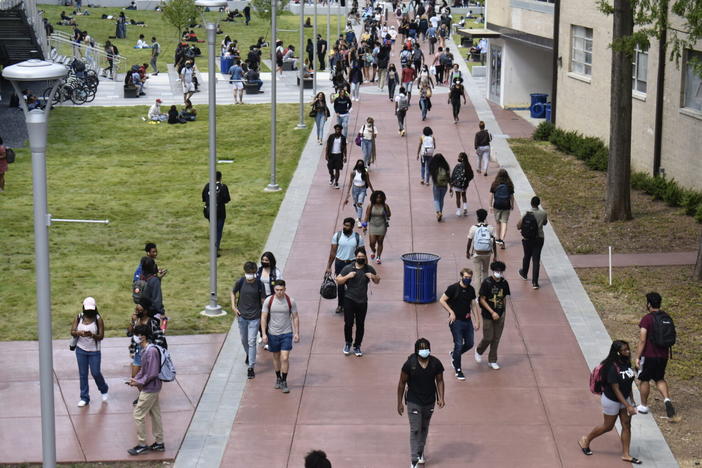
[[101, 393, 109, 402], [489, 362, 500, 370], [376, 258, 382, 264], [247, 367, 255, 379], [417, 453, 426, 464], [335, 306, 343, 314], [664, 400, 676, 418], [449, 351, 456, 370], [257, 333, 263, 344], [329, 179, 334, 186], [518, 269, 528, 281], [411, 463, 418, 468], [334, 183, 340, 189], [456, 208, 462, 216], [370, 252, 376, 259], [532, 283, 540, 290], [274, 377, 282, 389], [474, 351, 483, 363], [353, 346, 363, 357], [636, 405, 649, 414], [463, 209, 468, 216], [77, 400, 88, 407], [455, 370, 466, 381], [357, 219, 362, 228], [127, 445, 150, 456], [281, 381, 290, 393], [149, 442, 165, 452], [343, 343, 351, 355]]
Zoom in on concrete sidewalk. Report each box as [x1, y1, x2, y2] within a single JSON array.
[[569, 251, 697, 268]]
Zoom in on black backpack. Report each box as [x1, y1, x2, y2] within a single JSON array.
[[5, 148, 16, 164], [650, 311, 676, 349], [520, 212, 539, 240], [493, 184, 511, 209], [320, 272, 337, 299]]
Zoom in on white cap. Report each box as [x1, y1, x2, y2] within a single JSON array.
[[82, 297, 97, 310]]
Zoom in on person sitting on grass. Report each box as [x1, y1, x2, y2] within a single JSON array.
[[168, 105, 187, 124], [134, 34, 150, 48], [180, 99, 197, 121], [147, 99, 167, 121]]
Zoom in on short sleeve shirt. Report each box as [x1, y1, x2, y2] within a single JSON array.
[[478, 276, 510, 319], [331, 136, 343, 154], [233, 279, 265, 320], [339, 263, 376, 303], [603, 362, 635, 401], [263, 295, 297, 335], [402, 355, 444, 406], [467, 224, 495, 254], [332, 231, 364, 261], [639, 312, 670, 358], [443, 283, 476, 321]]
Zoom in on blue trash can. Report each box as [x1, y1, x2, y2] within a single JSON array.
[[401, 253, 441, 303], [220, 57, 233, 74], [544, 103, 552, 122], [530, 93, 548, 118]]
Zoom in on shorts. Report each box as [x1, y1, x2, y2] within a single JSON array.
[[451, 186, 464, 193], [132, 345, 142, 366], [637, 356, 668, 382], [232, 81, 243, 89], [183, 81, 195, 93], [601, 393, 634, 416], [494, 209, 511, 224], [267, 333, 293, 352], [327, 153, 344, 170]]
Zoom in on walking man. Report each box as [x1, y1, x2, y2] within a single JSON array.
[[517, 196, 548, 289], [231, 262, 266, 379], [261, 280, 300, 394], [243, 3, 251, 25], [439, 268, 481, 381], [150, 37, 160, 75], [316, 34, 328, 70], [635, 292, 676, 417], [326, 217, 364, 314], [324, 124, 347, 188], [336, 247, 380, 356], [397, 338, 445, 468], [127, 325, 165, 455], [475, 261, 510, 370], [466, 208, 496, 291], [394, 86, 410, 136], [202, 171, 231, 256], [333, 88, 352, 137]]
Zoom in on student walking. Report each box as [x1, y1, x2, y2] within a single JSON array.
[[201, 171, 231, 256], [325, 124, 348, 188], [333, 88, 353, 137], [466, 209, 497, 292], [579, 340, 642, 465], [336, 247, 381, 356], [261, 280, 300, 394], [635, 292, 676, 418], [150, 37, 160, 75], [358, 117, 378, 167], [418, 82, 432, 121], [311, 92, 331, 145], [475, 261, 510, 369], [387, 63, 400, 101], [516, 196, 548, 289], [474, 121, 492, 175], [71, 297, 108, 407], [257, 251, 283, 297], [231, 262, 266, 379], [439, 269, 481, 381], [428, 153, 451, 222], [416, 126, 435, 185], [448, 77, 467, 123], [344, 160, 374, 225], [397, 338, 445, 468], [394, 86, 410, 136], [363, 190, 391, 265], [450, 152, 474, 217], [326, 218, 365, 314], [489, 169, 515, 249]]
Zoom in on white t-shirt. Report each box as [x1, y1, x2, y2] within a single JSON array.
[[467, 223, 496, 255], [353, 170, 366, 187], [361, 123, 378, 140], [430, 16, 440, 28], [76, 318, 99, 352], [331, 136, 343, 154]]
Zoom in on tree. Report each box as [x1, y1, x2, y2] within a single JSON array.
[[251, 0, 290, 20], [695, 234, 702, 281], [161, 0, 198, 40]]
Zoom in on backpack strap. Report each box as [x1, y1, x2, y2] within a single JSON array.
[[285, 294, 292, 314]]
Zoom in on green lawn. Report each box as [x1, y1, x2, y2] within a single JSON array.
[[0, 104, 312, 341], [41, 5, 342, 72]]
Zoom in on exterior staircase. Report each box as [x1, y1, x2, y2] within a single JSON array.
[[0, 0, 46, 66]]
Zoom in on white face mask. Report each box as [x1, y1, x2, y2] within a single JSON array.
[[137, 335, 145, 343], [245, 273, 255, 280], [418, 349, 431, 359], [493, 272, 503, 279]]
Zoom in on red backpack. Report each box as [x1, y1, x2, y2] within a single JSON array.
[[266, 294, 292, 314], [589, 362, 618, 394]]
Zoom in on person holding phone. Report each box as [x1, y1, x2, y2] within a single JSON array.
[[71, 297, 108, 407]]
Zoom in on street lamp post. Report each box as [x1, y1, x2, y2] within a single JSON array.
[[327, 0, 331, 54], [3, 59, 69, 468], [296, 0, 307, 129], [195, 0, 228, 317], [265, 0, 281, 192], [313, 0, 317, 94]]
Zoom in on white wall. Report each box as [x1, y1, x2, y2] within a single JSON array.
[[502, 39, 552, 108]]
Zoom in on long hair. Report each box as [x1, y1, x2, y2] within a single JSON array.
[[370, 190, 386, 205], [601, 340, 631, 368], [260, 251, 277, 272], [428, 153, 450, 182], [353, 159, 369, 182], [490, 168, 514, 192], [458, 151, 474, 181]]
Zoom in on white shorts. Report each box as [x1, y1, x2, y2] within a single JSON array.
[[183, 82, 195, 93], [232, 81, 243, 90], [601, 394, 634, 416]]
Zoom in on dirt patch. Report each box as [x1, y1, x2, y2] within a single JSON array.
[[578, 266, 702, 466], [510, 138, 701, 255]]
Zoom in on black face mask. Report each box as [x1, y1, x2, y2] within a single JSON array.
[[343, 228, 353, 235], [261, 262, 270, 267], [356, 258, 366, 265]]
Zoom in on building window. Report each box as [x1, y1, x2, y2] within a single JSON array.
[[682, 49, 702, 112], [632, 45, 648, 94], [571, 25, 593, 76]]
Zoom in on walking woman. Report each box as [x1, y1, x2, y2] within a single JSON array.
[[450, 152, 474, 217], [71, 297, 108, 406], [349, 51, 364, 102], [429, 153, 451, 222], [474, 120, 492, 175], [387, 63, 400, 101], [358, 116, 378, 167], [418, 81, 433, 121], [489, 169, 515, 248], [257, 251, 283, 297], [363, 190, 391, 264], [344, 159, 374, 225], [579, 340, 642, 465], [311, 92, 331, 145], [448, 77, 467, 123], [416, 126, 436, 185]]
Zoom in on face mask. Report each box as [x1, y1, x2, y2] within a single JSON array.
[[137, 336, 145, 343], [245, 273, 255, 280], [493, 272, 503, 279], [461, 278, 472, 286], [261, 262, 270, 268], [356, 258, 366, 265], [343, 228, 353, 235], [418, 349, 431, 359]]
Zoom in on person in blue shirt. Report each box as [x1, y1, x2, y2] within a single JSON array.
[[228, 60, 245, 104], [133, 243, 167, 282]]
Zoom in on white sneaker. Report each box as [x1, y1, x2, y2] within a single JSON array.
[[489, 362, 500, 370], [357, 219, 362, 227], [77, 400, 88, 407], [417, 454, 426, 464], [101, 393, 109, 402], [474, 351, 482, 363], [257, 333, 263, 344], [456, 208, 462, 216], [636, 405, 650, 414]]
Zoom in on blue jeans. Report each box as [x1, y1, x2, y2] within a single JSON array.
[[432, 185, 448, 212], [238, 317, 261, 367], [449, 320, 474, 371], [337, 113, 350, 138], [420, 155, 432, 183], [361, 138, 373, 166], [76, 347, 108, 403], [216, 217, 225, 250], [351, 185, 367, 219], [419, 97, 429, 120], [351, 81, 361, 100], [315, 112, 327, 140]]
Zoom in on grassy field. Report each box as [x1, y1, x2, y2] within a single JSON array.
[[41, 5, 342, 72], [0, 104, 312, 341], [510, 138, 701, 254]]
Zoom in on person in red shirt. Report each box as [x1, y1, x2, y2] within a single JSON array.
[[634, 292, 675, 417], [401, 65, 417, 99]]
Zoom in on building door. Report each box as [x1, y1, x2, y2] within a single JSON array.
[[489, 45, 502, 102]]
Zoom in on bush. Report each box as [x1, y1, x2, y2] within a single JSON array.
[[663, 180, 685, 207], [585, 147, 609, 171], [696, 204, 702, 223], [682, 191, 702, 216], [533, 121, 555, 141]]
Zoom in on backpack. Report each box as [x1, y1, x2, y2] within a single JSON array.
[[397, 94, 409, 111], [148, 343, 176, 382], [590, 362, 618, 395], [412, 48, 422, 61], [435, 167, 449, 187], [234, 277, 265, 304], [320, 272, 338, 299], [265, 293, 293, 314], [520, 212, 539, 240], [650, 311, 676, 349], [473, 224, 492, 252], [493, 183, 511, 209], [400, 50, 411, 67], [132, 275, 152, 304], [5, 148, 16, 164]]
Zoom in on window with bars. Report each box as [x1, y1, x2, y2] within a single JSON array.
[[682, 49, 702, 112], [570, 25, 593, 76], [632, 44, 648, 94]]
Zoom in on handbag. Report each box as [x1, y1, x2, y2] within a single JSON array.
[[354, 133, 362, 146], [320, 272, 338, 299], [425, 87, 432, 98], [309, 108, 317, 118]]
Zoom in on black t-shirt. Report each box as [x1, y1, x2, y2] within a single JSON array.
[[478, 276, 510, 319], [339, 263, 376, 304], [603, 361, 635, 401], [401, 354, 444, 406], [443, 282, 476, 321]]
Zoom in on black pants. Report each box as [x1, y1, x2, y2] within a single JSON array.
[[436, 66, 443, 84], [344, 298, 368, 347], [334, 258, 353, 307], [451, 99, 461, 120], [319, 54, 326, 70], [388, 80, 397, 99], [521, 237, 545, 284]]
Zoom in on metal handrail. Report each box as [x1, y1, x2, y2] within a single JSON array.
[[48, 33, 127, 75]]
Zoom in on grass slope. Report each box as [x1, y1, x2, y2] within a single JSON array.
[[0, 104, 311, 341]]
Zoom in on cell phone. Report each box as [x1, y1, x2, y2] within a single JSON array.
[[124, 381, 131, 385]]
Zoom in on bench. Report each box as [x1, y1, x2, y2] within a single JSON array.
[[297, 77, 313, 89], [124, 85, 139, 98], [245, 82, 263, 94]]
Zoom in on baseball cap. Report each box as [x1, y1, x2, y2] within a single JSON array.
[[156, 98, 162, 103], [83, 297, 97, 310]]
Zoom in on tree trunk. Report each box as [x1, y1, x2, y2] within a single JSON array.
[[605, 0, 634, 222], [694, 232, 702, 281]]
